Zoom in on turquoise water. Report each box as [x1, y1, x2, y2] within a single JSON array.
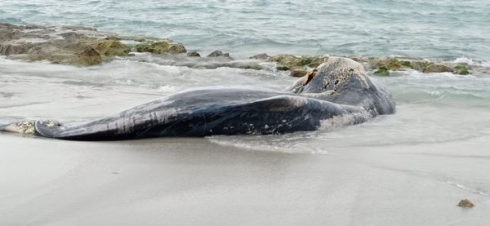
[[1, 0, 489, 60]]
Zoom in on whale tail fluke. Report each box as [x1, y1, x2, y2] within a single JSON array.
[[0, 120, 62, 138], [0, 121, 36, 135]]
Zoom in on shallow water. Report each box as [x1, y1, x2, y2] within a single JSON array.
[[1, 0, 490, 60]]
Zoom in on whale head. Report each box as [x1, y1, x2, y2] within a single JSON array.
[[300, 57, 370, 94]]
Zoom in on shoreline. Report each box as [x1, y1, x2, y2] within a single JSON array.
[[1, 22, 488, 77]]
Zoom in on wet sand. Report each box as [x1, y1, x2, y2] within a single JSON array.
[[1, 133, 489, 226]]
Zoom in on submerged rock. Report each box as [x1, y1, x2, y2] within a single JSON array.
[[453, 65, 470, 75], [411, 61, 452, 73], [457, 199, 475, 208], [370, 57, 468, 75], [238, 63, 263, 70], [371, 58, 405, 72], [374, 66, 390, 76], [249, 53, 270, 60], [187, 51, 201, 57], [207, 50, 233, 59]]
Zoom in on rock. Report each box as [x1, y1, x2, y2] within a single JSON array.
[[136, 40, 187, 54], [424, 64, 453, 73], [374, 66, 390, 76], [411, 61, 430, 72], [207, 50, 233, 59], [0, 44, 28, 55], [268, 54, 327, 69], [75, 47, 102, 66], [290, 69, 308, 77], [401, 60, 412, 68], [249, 53, 270, 60], [238, 63, 263, 70], [276, 65, 290, 71], [457, 199, 474, 208], [187, 51, 201, 57], [453, 65, 470, 75], [410, 61, 452, 73], [371, 58, 405, 71], [96, 39, 131, 57], [0, 23, 187, 66]]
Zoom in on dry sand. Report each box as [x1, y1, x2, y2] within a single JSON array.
[[0, 133, 489, 226]]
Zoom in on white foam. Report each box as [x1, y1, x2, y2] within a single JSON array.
[[453, 57, 475, 65]]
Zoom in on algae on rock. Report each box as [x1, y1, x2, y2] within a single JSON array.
[[374, 66, 390, 76], [135, 40, 187, 54], [453, 65, 469, 75], [96, 39, 131, 57], [268, 54, 327, 69]]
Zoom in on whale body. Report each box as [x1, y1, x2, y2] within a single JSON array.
[[0, 57, 395, 140]]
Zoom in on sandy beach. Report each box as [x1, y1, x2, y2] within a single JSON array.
[[1, 132, 489, 225]]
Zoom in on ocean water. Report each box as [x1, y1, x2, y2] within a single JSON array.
[[1, 0, 490, 60]]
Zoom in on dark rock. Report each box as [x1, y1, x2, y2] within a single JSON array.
[[276, 65, 290, 71], [207, 50, 233, 59], [401, 60, 412, 68], [238, 63, 263, 70], [187, 51, 201, 57], [457, 199, 474, 208], [249, 53, 270, 60]]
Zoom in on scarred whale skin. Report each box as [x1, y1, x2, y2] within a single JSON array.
[[0, 57, 395, 140]]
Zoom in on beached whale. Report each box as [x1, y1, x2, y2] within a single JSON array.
[[0, 57, 395, 140]]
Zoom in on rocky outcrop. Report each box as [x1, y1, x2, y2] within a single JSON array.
[[369, 57, 471, 76], [0, 23, 187, 66], [0, 23, 483, 76]]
